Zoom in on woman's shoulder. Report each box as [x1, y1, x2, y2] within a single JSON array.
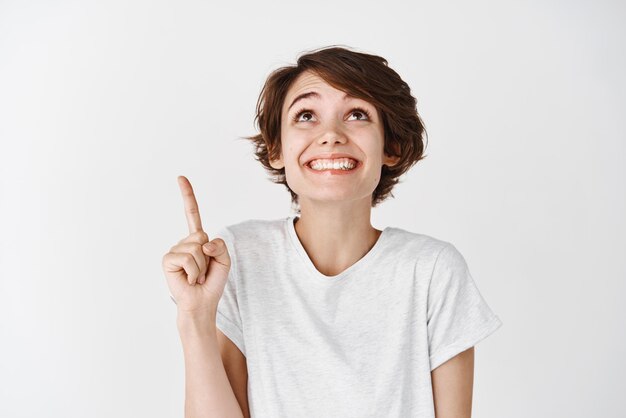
[[384, 226, 475, 272], [381, 225, 462, 267], [385, 225, 449, 249], [214, 217, 287, 244]]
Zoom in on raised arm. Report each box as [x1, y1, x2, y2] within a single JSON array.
[[177, 311, 245, 418], [162, 175, 244, 418]]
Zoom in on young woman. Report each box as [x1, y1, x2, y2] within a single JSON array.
[[163, 46, 502, 418]]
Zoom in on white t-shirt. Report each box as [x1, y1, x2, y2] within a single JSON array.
[[214, 215, 502, 418]]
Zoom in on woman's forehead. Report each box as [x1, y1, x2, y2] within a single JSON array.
[[286, 72, 335, 100], [283, 71, 368, 112]]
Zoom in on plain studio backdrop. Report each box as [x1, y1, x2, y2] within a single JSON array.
[[1, 0, 624, 417]]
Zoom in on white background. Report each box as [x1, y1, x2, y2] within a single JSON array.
[[1, 0, 624, 417]]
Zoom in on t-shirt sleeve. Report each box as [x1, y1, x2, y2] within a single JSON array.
[[213, 226, 246, 357], [427, 242, 502, 371]]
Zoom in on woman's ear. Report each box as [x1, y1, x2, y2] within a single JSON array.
[[383, 153, 401, 168], [269, 153, 284, 170], [268, 141, 285, 169], [383, 141, 401, 167]]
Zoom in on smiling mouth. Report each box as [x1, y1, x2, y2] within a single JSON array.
[[306, 158, 360, 171], [304, 162, 363, 178]]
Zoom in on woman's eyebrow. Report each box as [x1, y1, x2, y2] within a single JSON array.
[[287, 91, 358, 112]]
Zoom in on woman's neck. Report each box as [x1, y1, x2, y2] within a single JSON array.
[[293, 200, 382, 277]]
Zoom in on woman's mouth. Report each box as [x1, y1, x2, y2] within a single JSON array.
[[304, 158, 362, 175]]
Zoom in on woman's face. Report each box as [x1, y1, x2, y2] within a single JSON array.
[[270, 71, 399, 206]]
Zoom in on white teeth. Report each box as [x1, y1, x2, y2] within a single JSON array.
[[309, 158, 357, 171]]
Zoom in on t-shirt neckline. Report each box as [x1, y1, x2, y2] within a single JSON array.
[[285, 214, 390, 283]]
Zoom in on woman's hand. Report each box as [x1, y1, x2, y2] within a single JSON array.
[[161, 175, 231, 315]]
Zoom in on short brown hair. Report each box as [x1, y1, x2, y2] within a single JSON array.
[[244, 45, 428, 214]]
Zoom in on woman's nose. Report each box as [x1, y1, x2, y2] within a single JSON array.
[[317, 121, 348, 145], [317, 132, 347, 145]]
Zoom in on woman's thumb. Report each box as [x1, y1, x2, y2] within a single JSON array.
[[202, 239, 230, 266], [202, 242, 216, 254]]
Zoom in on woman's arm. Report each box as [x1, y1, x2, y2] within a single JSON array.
[[431, 346, 475, 418], [177, 310, 245, 418], [217, 328, 250, 418]]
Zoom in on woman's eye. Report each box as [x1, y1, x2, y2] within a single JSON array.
[[292, 107, 372, 123], [348, 108, 371, 121], [293, 109, 315, 122], [299, 112, 314, 122]]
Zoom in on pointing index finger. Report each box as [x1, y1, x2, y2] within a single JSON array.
[[177, 175, 204, 234]]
